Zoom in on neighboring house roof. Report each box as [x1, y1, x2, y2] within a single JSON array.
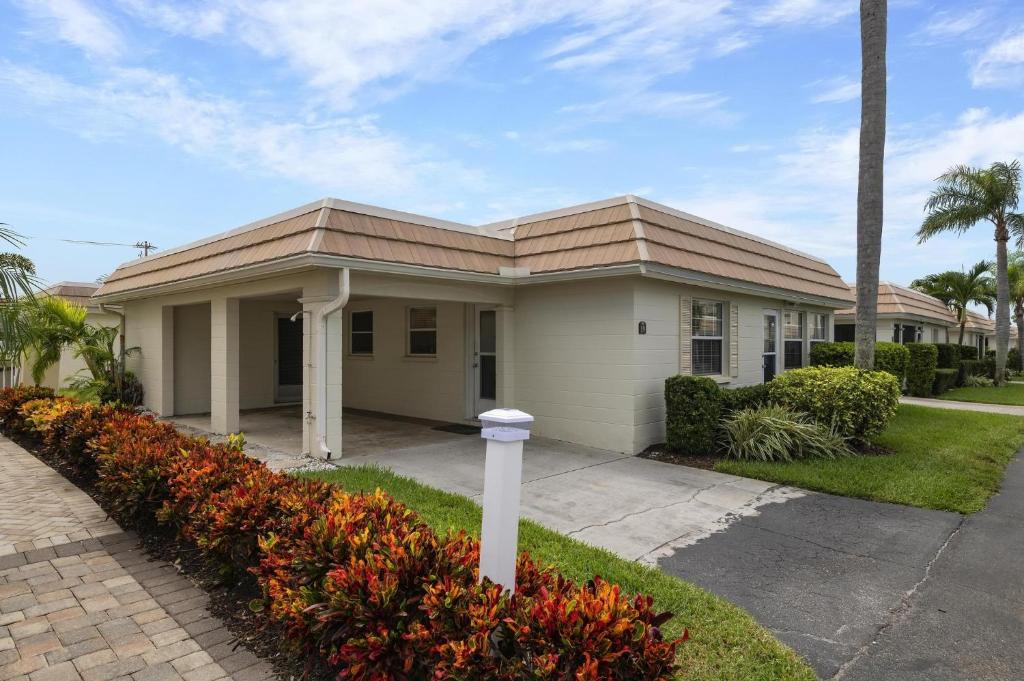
[[94, 195, 854, 306], [835, 283, 957, 326], [964, 310, 996, 333], [43, 281, 101, 310]]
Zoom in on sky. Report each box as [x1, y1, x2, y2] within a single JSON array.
[[2, 0, 1024, 290]]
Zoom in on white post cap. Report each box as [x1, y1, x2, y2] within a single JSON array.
[[480, 408, 534, 442]]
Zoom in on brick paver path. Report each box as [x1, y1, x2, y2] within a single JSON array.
[[0, 437, 277, 681]]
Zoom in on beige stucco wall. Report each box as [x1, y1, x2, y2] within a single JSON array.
[[630, 278, 835, 453], [238, 299, 302, 409], [512, 278, 637, 454], [173, 303, 211, 415], [341, 298, 468, 423]]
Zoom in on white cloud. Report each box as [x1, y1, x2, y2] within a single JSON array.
[[808, 75, 860, 104], [971, 30, 1024, 88], [15, 0, 124, 58], [0, 62, 482, 199], [536, 138, 607, 153], [918, 8, 988, 40], [754, 0, 856, 26], [561, 87, 731, 122]]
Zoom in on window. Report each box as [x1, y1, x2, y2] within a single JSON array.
[[408, 306, 437, 355], [784, 311, 804, 370], [810, 313, 828, 347], [834, 323, 855, 342], [931, 327, 939, 343], [692, 300, 723, 375], [350, 310, 373, 355], [893, 323, 900, 343], [900, 324, 919, 345]]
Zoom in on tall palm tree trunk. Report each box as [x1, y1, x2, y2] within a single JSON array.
[[854, 0, 887, 369], [1015, 306, 1024, 372], [958, 320, 966, 346], [995, 234, 1010, 384]]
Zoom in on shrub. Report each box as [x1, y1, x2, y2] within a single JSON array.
[[98, 371, 145, 407], [809, 341, 909, 382], [960, 345, 979, 360], [933, 368, 959, 394], [0, 385, 55, 435], [963, 374, 994, 387], [665, 375, 721, 455], [935, 343, 962, 369], [0, 390, 683, 680], [959, 359, 989, 384], [906, 343, 938, 397], [720, 383, 772, 415], [720, 406, 849, 462], [768, 366, 900, 444]]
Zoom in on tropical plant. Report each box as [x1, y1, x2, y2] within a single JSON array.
[[910, 261, 995, 346], [963, 374, 994, 388], [916, 161, 1024, 385], [16, 296, 140, 403], [720, 405, 850, 462], [854, 0, 888, 370], [0, 223, 40, 368]]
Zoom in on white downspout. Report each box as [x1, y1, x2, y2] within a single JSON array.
[[316, 268, 349, 459]]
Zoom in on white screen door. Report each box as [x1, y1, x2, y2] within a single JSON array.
[[475, 308, 497, 415]]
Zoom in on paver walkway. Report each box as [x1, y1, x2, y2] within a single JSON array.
[[900, 396, 1024, 416], [0, 437, 277, 681]]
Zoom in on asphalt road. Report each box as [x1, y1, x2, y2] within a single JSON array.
[[659, 456, 1024, 680]]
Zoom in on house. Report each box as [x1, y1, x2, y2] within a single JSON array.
[[833, 283, 957, 345], [22, 282, 122, 390], [964, 310, 995, 356], [91, 195, 853, 457]]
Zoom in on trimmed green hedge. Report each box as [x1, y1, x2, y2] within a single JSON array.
[[665, 375, 721, 455], [959, 359, 988, 384], [906, 344, 938, 397], [934, 344, 962, 369], [720, 383, 772, 415], [768, 366, 900, 444], [808, 341, 910, 382], [933, 368, 958, 394], [960, 346, 979, 360]]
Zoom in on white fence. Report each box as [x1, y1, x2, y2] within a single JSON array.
[[0, 365, 21, 389]]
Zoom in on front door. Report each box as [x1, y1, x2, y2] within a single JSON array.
[[474, 308, 497, 416], [275, 315, 303, 403], [763, 310, 778, 383]]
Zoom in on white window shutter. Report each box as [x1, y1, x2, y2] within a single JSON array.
[[730, 302, 739, 377], [679, 296, 692, 375]]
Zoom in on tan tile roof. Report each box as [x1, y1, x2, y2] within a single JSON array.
[[964, 310, 995, 332], [835, 283, 957, 326], [43, 282, 100, 309], [95, 196, 853, 304]]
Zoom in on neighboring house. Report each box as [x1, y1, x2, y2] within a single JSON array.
[[92, 195, 853, 456], [834, 283, 957, 346], [965, 310, 996, 356], [22, 282, 122, 391]]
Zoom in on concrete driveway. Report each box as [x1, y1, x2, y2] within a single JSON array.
[[333, 414, 803, 563]]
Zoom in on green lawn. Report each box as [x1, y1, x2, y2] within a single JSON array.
[[716, 405, 1024, 514], [303, 465, 815, 681], [940, 382, 1024, 405]]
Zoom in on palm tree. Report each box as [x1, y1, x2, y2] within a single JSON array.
[[910, 261, 995, 346], [854, 0, 888, 369], [1007, 253, 1024, 371], [0, 223, 40, 370], [916, 161, 1024, 385]]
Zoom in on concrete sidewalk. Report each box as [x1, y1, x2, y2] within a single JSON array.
[[0, 437, 276, 681], [900, 396, 1024, 416]]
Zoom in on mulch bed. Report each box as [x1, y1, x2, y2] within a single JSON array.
[[9, 433, 331, 681], [638, 445, 720, 470]]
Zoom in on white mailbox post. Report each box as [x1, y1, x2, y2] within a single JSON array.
[[478, 408, 533, 594]]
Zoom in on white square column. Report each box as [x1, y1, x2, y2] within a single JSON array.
[[210, 297, 240, 434], [153, 306, 175, 417], [299, 293, 344, 458]]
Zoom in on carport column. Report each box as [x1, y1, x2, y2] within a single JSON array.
[[154, 306, 175, 417], [496, 305, 515, 407], [299, 295, 344, 457], [210, 297, 240, 434]]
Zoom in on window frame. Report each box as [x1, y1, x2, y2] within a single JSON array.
[[691, 299, 724, 376], [783, 310, 805, 370], [407, 306, 438, 357], [349, 310, 374, 356]]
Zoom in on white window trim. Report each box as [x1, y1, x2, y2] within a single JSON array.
[[407, 305, 438, 357], [691, 299, 725, 377], [349, 309, 374, 356]]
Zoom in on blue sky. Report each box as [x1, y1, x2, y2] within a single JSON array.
[[2, 0, 1024, 289]]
